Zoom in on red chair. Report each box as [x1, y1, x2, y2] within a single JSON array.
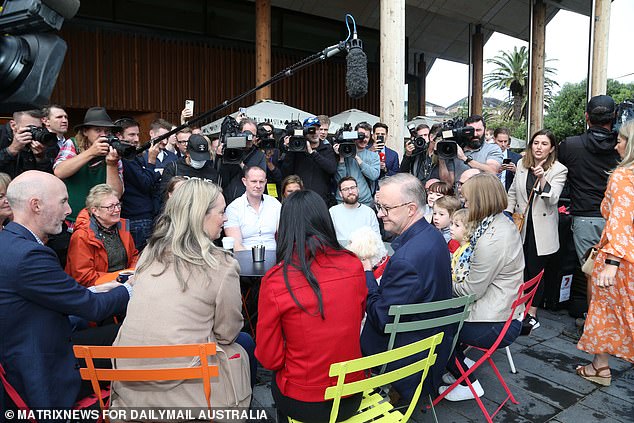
[[433, 270, 544, 423]]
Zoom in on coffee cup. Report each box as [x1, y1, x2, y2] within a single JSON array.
[[252, 244, 265, 262], [222, 237, 235, 252], [117, 270, 135, 283]]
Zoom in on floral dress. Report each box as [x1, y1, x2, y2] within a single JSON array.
[[578, 166, 634, 362]]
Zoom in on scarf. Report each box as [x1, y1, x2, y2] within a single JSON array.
[[453, 214, 496, 283]]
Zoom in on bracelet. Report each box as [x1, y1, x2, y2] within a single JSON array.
[[604, 259, 620, 267], [463, 157, 473, 166]]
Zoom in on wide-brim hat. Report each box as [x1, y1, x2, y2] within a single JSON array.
[[74, 107, 122, 132]]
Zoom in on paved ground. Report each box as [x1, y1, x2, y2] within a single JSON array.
[[251, 308, 634, 422]]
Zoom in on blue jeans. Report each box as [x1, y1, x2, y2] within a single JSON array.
[[128, 218, 154, 251], [447, 320, 522, 382], [235, 331, 257, 389]]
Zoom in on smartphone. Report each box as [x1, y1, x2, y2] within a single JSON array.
[[503, 158, 512, 164], [185, 99, 194, 113]]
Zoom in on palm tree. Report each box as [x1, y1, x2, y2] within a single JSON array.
[[483, 46, 558, 121]]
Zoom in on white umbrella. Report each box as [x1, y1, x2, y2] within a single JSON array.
[[329, 109, 380, 133], [510, 136, 526, 150], [201, 99, 314, 134]]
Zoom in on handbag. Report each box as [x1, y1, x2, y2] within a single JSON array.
[[581, 239, 607, 276], [512, 179, 540, 232]]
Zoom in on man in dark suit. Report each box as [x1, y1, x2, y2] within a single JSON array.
[[372, 122, 400, 178], [0, 171, 131, 412], [360, 173, 452, 401], [494, 127, 521, 191]]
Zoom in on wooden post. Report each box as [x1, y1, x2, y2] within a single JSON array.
[[589, 0, 610, 96], [529, 0, 546, 136], [380, 0, 405, 154], [255, 0, 271, 101], [418, 54, 427, 116], [470, 25, 483, 116]]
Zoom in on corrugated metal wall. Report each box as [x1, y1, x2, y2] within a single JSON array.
[[51, 25, 379, 125]]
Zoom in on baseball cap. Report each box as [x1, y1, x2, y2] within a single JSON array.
[[187, 134, 210, 161], [586, 95, 615, 115], [303, 116, 320, 128]]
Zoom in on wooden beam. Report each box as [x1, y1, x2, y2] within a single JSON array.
[[529, 0, 546, 136], [255, 0, 271, 101], [589, 0, 610, 96], [418, 54, 427, 116], [470, 26, 483, 116]]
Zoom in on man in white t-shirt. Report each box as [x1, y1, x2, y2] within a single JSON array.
[[329, 176, 380, 245], [224, 166, 281, 251]]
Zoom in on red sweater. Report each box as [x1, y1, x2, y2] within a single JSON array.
[[255, 247, 367, 402]]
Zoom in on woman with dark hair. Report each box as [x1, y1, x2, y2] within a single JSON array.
[[255, 190, 367, 422], [506, 129, 567, 331]]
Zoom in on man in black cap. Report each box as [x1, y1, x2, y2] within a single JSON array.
[[559, 95, 620, 319], [161, 133, 219, 195]]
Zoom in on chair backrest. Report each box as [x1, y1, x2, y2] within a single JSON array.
[[324, 332, 444, 423], [73, 343, 219, 412], [384, 294, 475, 362]]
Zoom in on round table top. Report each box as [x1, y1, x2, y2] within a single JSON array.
[[233, 250, 277, 277]]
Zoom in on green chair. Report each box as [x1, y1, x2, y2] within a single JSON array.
[[289, 332, 444, 423], [382, 295, 476, 421]]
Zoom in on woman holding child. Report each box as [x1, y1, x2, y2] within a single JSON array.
[[506, 129, 567, 331], [439, 173, 524, 402]]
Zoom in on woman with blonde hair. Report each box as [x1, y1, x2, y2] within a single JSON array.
[[506, 129, 567, 331], [576, 120, 634, 386], [111, 179, 252, 409], [439, 173, 524, 402], [0, 173, 12, 228], [66, 184, 138, 286]]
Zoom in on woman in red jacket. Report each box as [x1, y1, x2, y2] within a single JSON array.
[[66, 183, 138, 286], [255, 190, 368, 422]]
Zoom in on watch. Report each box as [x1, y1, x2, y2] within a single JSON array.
[[463, 157, 473, 166], [605, 259, 620, 267]]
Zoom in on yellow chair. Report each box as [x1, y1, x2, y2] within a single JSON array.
[[289, 332, 444, 423]]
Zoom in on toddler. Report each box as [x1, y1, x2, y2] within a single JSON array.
[[433, 195, 461, 252], [450, 208, 473, 283], [424, 181, 454, 222]]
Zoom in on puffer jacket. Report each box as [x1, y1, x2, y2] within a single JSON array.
[[65, 208, 139, 286]]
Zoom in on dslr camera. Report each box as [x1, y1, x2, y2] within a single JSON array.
[[435, 118, 475, 160], [220, 116, 253, 165], [333, 123, 364, 158], [406, 123, 428, 154], [104, 134, 138, 160], [27, 125, 58, 147]]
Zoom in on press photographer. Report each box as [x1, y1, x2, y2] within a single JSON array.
[[257, 122, 283, 194], [281, 116, 337, 205], [0, 109, 59, 178], [448, 114, 503, 185], [333, 121, 379, 207], [399, 123, 452, 185]]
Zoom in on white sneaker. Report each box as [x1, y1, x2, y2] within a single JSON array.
[[441, 357, 477, 384], [438, 380, 484, 402]]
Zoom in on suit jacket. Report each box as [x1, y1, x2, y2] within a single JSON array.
[[383, 147, 400, 177], [503, 150, 522, 191], [0, 223, 129, 410], [506, 160, 568, 256], [361, 217, 453, 399]]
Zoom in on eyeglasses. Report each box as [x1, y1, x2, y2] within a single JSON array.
[[177, 140, 188, 144], [375, 201, 413, 216], [98, 203, 122, 212], [340, 185, 358, 193]]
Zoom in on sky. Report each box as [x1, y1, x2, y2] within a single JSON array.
[[425, 0, 634, 108]]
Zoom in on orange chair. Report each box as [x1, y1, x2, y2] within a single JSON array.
[[73, 343, 219, 418], [433, 270, 544, 422]]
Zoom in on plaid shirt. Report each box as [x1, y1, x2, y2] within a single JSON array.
[[54, 139, 123, 179]]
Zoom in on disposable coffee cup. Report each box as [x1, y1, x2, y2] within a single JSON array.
[[222, 237, 235, 252], [117, 270, 135, 283], [252, 244, 265, 262]]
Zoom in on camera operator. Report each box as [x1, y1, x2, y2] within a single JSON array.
[[258, 122, 283, 196], [371, 122, 399, 178], [218, 118, 266, 204], [449, 114, 503, 185], [400, 123, 451, 186], [53, 107, 124, 225], [116, 117, 161, 251], [0, 109, 55, 178], [333, 121, 380, 207], [281, 116, 337, 205]]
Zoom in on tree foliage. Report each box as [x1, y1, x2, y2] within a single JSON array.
[[544, 79, 634, 142]]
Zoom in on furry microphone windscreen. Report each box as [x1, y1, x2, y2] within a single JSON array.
[[346, 46, 368, 99]]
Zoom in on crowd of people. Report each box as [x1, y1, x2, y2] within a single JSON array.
[[0, 94, 632, 420]]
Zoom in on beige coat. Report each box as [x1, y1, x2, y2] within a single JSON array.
[[110, 249, 251, 410], [454, 213, 525, 322], [506, 160, 568, 256]]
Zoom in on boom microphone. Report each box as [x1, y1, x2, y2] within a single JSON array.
[[346, 36, 368, 99]]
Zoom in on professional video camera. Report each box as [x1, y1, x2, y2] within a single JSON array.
[[256, 125, 278, 150], [333, 123, 364, 158], [283, 120, 309, 153], [103, 134, 138, 160], [27, 125, 58, 147], [220, 116, 254, 165], [406, 123, 428, 154], [436, 118, 475, 160]]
